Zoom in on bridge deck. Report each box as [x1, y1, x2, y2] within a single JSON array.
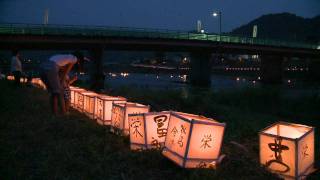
[[0, 23, 319, 50]]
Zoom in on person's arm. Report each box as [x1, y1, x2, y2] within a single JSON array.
[[61, 63, 75, 84], [68, 75, 78, 85]]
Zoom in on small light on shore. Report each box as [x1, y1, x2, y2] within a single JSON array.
[[236, 77, 240, 81], [288, 80, 291, 83]]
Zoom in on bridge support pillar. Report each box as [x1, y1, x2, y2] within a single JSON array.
[[188, 52, 211, 87], [308, 59, 320, 82], [260, 55, 284, 84], [89, 48, 105, 91]]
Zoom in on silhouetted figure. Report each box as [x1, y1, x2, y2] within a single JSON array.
[[40, 52, 84, 116], [10, 50, 22, 86]]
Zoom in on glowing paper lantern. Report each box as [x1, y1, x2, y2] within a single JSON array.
[[82, 92, 99, 118], [73, 89, 86, 110], [260, 122, 315, 179], [94, 95, 126, 125], [6, 75, 27, 83], [31, 78, 47, 89], [7, 75, 14, 80], [111, 102, 150, 135], [128, 111, 170, 150], [70, 87, 85, 107], [162, 112, 226, 168]]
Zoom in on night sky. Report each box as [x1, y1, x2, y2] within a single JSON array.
[[0, 0, 319, 33]]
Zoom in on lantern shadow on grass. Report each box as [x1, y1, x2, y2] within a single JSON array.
[[0, 80, 319, 179]]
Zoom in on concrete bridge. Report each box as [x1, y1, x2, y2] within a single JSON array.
[[0, 23, 319, 88]]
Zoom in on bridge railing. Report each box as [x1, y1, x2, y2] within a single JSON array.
[[0, 23, 319, 50]]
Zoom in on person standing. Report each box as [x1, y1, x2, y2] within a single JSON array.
[[10, 50, 23, 86], [40, 52, 84, 116]]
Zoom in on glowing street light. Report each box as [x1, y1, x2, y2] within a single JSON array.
[[212, 11, 222, 41]]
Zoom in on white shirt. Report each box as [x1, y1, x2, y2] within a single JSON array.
[[11, 56, 22, 72], [49, 54, 77, 67]]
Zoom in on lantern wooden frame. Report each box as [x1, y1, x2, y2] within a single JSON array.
[[162, 112, 226, 168], [259, 121, 315, 179], [111, 102, 150, 135], [94, 95, 126, 125], [128, 111, 170, 150]]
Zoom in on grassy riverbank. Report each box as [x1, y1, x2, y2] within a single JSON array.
[[0, 80, 319, 179]]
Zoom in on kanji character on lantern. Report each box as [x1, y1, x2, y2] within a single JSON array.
[[128, 111, 170, 150], [260, 122, 315, 179], [111, 102, 150, 135], [94, 95, 126, 125]]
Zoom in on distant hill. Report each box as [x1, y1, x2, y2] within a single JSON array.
[[231, 13, 320, 43]]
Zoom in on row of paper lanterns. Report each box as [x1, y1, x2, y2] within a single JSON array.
[[23, 78, 316, 179], [7, 75, 47, 89]]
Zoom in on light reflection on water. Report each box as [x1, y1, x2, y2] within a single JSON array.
[[104, 72, 260, 91]]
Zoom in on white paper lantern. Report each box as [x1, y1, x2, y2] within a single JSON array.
[[128, 111, 170, 150], [162, 112, 226, 168], [94, 95, 126, 125], [111, 102, 150, 135], [74, 90, 86, 111], [260, 122, 315, 179], [82, 92, 99, 119], [70, 87, 85, 107]]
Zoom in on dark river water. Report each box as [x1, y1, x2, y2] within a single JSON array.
[[102, 72, 319, 97]]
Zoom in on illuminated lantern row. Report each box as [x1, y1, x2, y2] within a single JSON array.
[[29, 84, 318, 175], [7, 75, 28, 83], [111, 102, 150, 135], [259, 122, 315, 179], [7, 76, 44, 87], [128, 111, 170, 150], [162, 112, 226, 168], [95, 95, 126, 125]]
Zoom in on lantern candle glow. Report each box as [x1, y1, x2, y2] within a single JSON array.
[[162, 112, 226, 168], [259, 122, 315, 179], [111, 102, 150, 135], [82, 92, 99, 119], [128, 111, 170, 150], [94, 95, 126, 125]]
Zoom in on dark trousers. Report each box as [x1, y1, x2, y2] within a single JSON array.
[[12, 71, 22, 85]]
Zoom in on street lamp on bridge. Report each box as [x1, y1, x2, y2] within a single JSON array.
[[212, 11, 222, 41]]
